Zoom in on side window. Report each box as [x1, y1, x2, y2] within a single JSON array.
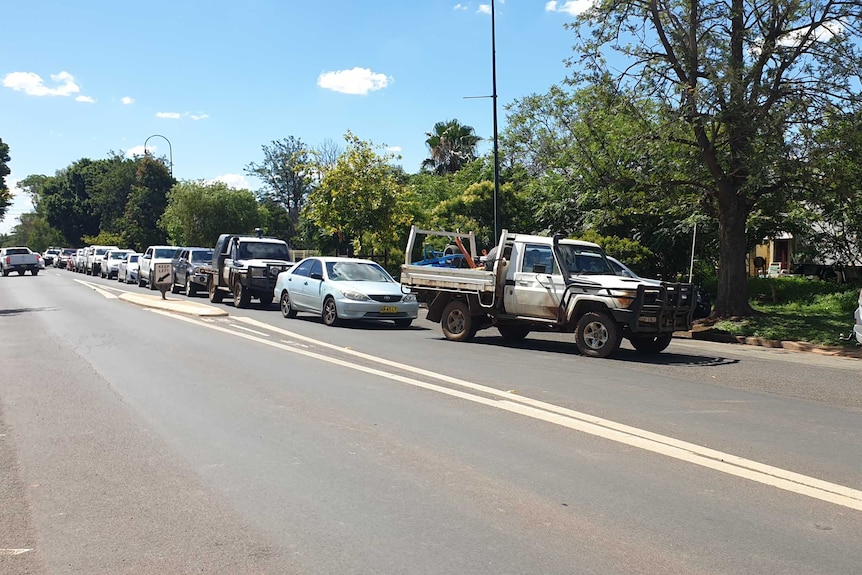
[[521, 244, 557, 274], [309, 260, 323, 278], [292, 259, 313, 277]]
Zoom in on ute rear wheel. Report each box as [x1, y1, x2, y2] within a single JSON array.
[[628, 334, 673, 354], [575, 312, 620, 358], [441, 300, 475, 342]]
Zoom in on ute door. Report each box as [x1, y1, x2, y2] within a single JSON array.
[[504, 243, 565, 320]]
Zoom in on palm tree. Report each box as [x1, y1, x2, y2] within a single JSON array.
[[422, 120, 482, 175]]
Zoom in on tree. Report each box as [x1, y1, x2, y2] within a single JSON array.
[[0, 138, 12, 220], [161, 180, 262, 248], [120, 156, 174, 250], [304, 132, 408, 260], [422, 120, 482, 175], [245, 137, 313, 238], [570, 0, 862, 316]]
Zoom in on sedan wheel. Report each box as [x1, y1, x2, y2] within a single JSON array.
[[280, 291, 297, 318], [184, 276, 197, 297], [322, 297, 340, 326]]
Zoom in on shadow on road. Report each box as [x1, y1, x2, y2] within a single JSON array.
[[287, 315, 431, 332], [462, 334, 740, 367], [0, 307, 56, 317]]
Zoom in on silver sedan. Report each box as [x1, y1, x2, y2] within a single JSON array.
[[274, 257, 418, 328]]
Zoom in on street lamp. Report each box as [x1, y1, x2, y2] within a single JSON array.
[[143, 134, 173, 178], [464, 0, 501, 242]]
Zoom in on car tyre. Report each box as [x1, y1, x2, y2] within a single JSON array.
[[575, 312, 620, 358], [32, 269, 39, 276], [628, 334, 673, 354], [394, 318, 413, 328], [208, 278, 224, 303], [497, 325, 530, 341], [259, 293, 274, 308], [171, 275, 181, 294], [233, 281, 250, 308], [280, 291, 297, 318], [441, 300, 475, 342], [322, 297, 340, 326], [149, 273, 158, 290], [184, 276, 197, 297]]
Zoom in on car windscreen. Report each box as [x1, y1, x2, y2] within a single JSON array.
[[95, 248, 109, 255], [110, 252, 128, 259], [239, 242, 289, 260], [191, 250, 213, 263], [556, 245, 613, 275], [326, 261, 393, 282], [154, 248, 177, 258]]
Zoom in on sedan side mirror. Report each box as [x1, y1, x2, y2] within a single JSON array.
[[310, 272, 323, 280]]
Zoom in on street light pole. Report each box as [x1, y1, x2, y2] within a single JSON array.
[[143, 134, 173, 178], [491, 0, 500, 243]]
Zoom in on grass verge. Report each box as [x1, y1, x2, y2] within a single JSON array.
[[707, 277, 861, 347]]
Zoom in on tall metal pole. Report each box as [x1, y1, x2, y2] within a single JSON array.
[[491, 0, 500, 242], [144, 134, 173, 178]]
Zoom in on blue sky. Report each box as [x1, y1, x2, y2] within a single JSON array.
[[0, 0, 588, 234]]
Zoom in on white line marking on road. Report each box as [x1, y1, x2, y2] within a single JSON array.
[[153, 311, 862, 512], [230, 324, 271, 337], [0, 549, 33, 556], [72, 279, 118, 299]]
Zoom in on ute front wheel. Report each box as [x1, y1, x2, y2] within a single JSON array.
[[441, 300, 475, 342], [629, 334, 673, 354], [208, 279, 224, 303], [575, 312, 620, 358], [233, 282, 251, 308]]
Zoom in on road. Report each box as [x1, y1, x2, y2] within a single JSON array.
[[1, 269, 861, 574]]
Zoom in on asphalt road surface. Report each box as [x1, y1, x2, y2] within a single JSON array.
[[1, 269, 861, 574]]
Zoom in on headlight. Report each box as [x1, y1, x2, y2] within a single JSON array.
[[250, 267, 266, 278], [338, 288, 372, 301], [402, 293, 417, 303], [607, 289, 638, 308]]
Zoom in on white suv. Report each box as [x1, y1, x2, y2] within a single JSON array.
[[88, 245, 120, 276], [139, 245, 180, 290]]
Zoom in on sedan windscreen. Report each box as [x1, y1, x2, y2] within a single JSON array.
[[326, 261, 393, 282]]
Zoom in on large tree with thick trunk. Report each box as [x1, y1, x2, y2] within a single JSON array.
[[569, 0, 862, 316]]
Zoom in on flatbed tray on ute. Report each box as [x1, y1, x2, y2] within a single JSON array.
[[400, 264, 497, 294]]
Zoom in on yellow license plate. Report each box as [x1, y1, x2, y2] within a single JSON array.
[[380, 306, 398, 313]]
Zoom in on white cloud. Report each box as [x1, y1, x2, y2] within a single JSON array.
[[76, 95, 95, 103], [189, 113, 209, 120], [545, 0, 593, 16], [2, 70, 80, 97], [454, 3, 468, 10], [124, 145, 150, 158], [386, 146, 402, 153], [121, 96, 135, 105], [156, 112, 181, 119], [317, 67, 392, 95], [751, 20, 844, 56], [478, 4, 491, 14], [209, 173, 251, 190]]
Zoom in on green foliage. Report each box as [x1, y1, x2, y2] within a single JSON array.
[[573, 230, 654, 275], [82, 231, 125, 247], [422, 120, 482, 175], [161, 180, 262, 247], [714, 278, 860, 346], [304, 131, 409, 259], [0, 137, 12, 219], [245, 136, 313, 238], [9, 213, 65, 252]]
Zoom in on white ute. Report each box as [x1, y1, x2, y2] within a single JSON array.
[[400, 227, 697, 358]]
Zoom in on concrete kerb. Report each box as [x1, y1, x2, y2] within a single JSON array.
[[675, 328, 862, 359], [119, 292, 228, 317]]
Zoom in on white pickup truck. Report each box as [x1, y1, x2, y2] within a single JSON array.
[[400, 227, 696, 358], [0, 247, 41, 276]]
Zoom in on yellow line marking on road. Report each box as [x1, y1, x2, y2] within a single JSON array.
[[153, 311, 862, 512]]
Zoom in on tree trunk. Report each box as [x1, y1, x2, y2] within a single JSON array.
[[714, 185, 754, 317]]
